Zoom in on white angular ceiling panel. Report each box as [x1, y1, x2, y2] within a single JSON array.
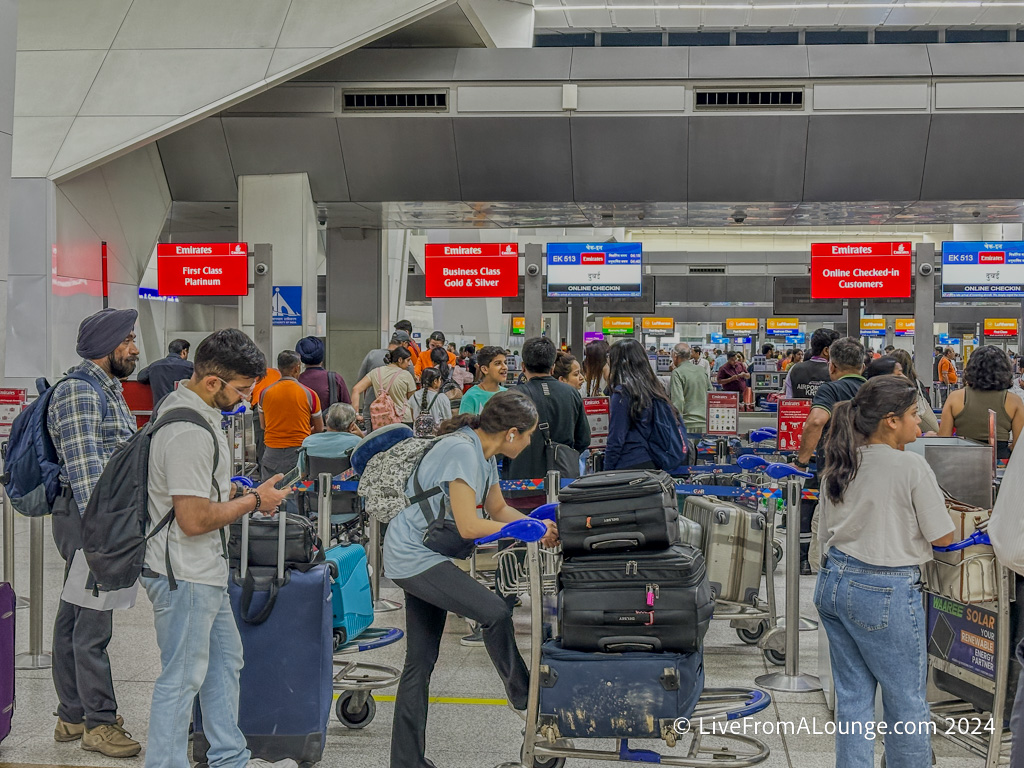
[[13, 50, 106, 117], [16, 0, 132, 51], [10, 116, 73, 178], [111, 0, 292, 50]]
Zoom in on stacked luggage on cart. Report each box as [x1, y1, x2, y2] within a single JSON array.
[[539, 470, 715, 742]]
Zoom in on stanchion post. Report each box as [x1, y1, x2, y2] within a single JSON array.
[[545, 470, 560, 504], [367, 512, 401, 613], [15, 516, 51, 669], [317, 473, 332, 549], [755, 477, 820, 692]]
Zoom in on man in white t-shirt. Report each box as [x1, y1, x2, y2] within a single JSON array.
[[140, 329, 292, 768]]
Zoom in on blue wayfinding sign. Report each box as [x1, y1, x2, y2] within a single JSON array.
[[272, 286, 302, 327]]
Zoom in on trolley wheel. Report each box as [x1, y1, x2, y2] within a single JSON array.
[[522, 744, 567, 768], [764, 648, 786, 667], [772, 541, 783, 571], [332, 629, 347, 653], [737, 621, 767, 645], [335, 691, 376, 729]]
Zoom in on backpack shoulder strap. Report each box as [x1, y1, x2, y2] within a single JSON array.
[[62, 371, 111, 421]]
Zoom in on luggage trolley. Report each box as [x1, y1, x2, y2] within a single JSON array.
[[923, 529, 1014, 768], [482, 509, 773, 768]]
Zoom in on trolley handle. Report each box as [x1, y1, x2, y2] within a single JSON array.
[[765, 463, 813, 480], [529, 503, 558, 522], [474, 518, 548, 546], [749, 428, 778, 443], [231, 476, 255, 489], [221, 405, 247, 417], [934, 529, 991, 552], [737, 454, 768, 471]]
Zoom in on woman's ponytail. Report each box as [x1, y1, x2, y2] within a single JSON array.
[[437, 413, 481, 435], [420, 368, 440, 410], [821, 400, 860, 504]]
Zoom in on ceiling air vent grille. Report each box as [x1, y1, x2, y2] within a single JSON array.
[[689, 266, 727, 274], [342, 90, 449, 113], [694, 89, 804, 110]]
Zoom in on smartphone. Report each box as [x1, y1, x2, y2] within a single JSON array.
[[275, 465, 303, 490]]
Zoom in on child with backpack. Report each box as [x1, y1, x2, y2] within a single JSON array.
[[408, 368, 452, 437], [351, 346, 417, 430]]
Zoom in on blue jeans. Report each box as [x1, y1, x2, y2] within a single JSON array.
[[814, 549, 931, 768], [141, 575, 249, 768]]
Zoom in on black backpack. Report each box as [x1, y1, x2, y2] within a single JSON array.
[[82, 408, 221, 593]]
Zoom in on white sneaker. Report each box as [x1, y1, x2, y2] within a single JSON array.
[[247, 759, 298, 768]]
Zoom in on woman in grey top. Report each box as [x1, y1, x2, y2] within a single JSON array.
[[814, 376, 954, 768]]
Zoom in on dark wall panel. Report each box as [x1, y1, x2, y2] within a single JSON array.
[[804, 114, 930, 201], [157, 118, 238, 202], [571, 117, 687, 202], [222, 117, 349, 201], [688, 115, 808, 201], [922, 114, 1024, 200], [338, 117, 461, 201], [454, 118, 574, 201]]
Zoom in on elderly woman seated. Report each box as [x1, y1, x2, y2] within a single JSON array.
[[299, 403, 365, 531]]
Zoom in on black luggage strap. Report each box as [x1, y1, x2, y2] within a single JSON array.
[[239, 569, 280, 625]]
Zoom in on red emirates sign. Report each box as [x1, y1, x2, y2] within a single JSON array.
[[777, 399, 812, 452], [157, 243, 249, 296], [424, 243, 519, 298], [810, 242, 913, 299]]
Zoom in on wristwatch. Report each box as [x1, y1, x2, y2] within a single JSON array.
[[793, 459, 810, 470]]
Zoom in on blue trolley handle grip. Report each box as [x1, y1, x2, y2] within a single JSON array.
[[934, 529, 991, 552], [474, 518, 548, 546], [529, 503, 558, 522], [231, 476, 255, 489], [749, 428, 778, 443], [765, 462, 813, 480], [737, 454, 769, 471], [221, 404, 247, 417]]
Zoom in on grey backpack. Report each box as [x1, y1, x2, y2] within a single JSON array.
[[357, 436, 444, 524]]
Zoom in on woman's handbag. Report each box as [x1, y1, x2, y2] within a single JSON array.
[[413, 466, 476, 560]]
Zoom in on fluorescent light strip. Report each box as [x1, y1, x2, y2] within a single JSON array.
[[536, 2, 1024, 9]]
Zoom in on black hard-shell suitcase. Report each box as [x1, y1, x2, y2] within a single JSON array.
[[538, 640, 704, 739], [559, 544, 714, 653], [557, 469, 679, 555]]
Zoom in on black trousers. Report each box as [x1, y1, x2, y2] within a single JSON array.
[[51, 492, 118, 728], [391, 561, 529, 768]]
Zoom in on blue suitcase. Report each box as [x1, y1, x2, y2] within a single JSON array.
[[538, 640, 703, 740], [325, 543, 373, 650], [194, 513, 334, 765]]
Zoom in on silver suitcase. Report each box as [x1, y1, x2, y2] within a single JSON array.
[[682, 496, 765, 605], [678, 515, 703, 550]]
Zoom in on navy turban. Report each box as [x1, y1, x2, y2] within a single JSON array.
[[296, 336, 325, 365], [76, 308, 138, 360]]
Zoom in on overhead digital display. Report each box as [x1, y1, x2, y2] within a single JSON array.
[[942, 241, 1024, 298], [546, 243, 642, 298], [425, 243, 519, 298], [156, 242, 248, 296], [810, 242, 913, 299]]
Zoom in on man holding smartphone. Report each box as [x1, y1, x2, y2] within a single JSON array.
[[140, 329, 295, 768]]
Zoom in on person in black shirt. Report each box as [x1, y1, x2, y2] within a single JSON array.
[[792, 337, 866, 573], [784, 328, 841, 400], [502, 337, 590, 498], [137, 339, 193, 404]]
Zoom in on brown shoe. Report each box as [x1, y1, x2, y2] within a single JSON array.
[[81, 722, 140, 758], [54, 714, 123, 743]]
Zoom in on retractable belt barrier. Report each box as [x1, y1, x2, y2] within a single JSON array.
[[290, 466, 820, 501]]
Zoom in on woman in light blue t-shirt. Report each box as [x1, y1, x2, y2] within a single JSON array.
[[384, 390, 558, 768]]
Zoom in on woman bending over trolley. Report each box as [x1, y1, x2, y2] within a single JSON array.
[[383, 390, 558, 768]]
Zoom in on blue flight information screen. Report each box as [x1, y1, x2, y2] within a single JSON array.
[[941, 241, 1024, 298], [546, 243, 643, 298]]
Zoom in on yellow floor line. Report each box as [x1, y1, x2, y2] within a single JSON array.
[[334, 692, 507, 706]]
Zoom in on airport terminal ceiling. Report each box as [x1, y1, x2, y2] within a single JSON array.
[[153, 43, 1024, 236]]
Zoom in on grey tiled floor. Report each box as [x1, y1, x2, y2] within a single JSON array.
[[0, 515, 987, 767]]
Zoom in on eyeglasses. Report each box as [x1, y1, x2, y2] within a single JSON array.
[[217, 377, 256, 401]]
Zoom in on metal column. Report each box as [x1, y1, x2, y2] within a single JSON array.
[[847, 300, 862, 343], [252, 243, 273, 366], [524, 244, 543, 340], [15, 517, 51, 669], [914, 243, 936, 381], [569, 299, 585, 358]]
